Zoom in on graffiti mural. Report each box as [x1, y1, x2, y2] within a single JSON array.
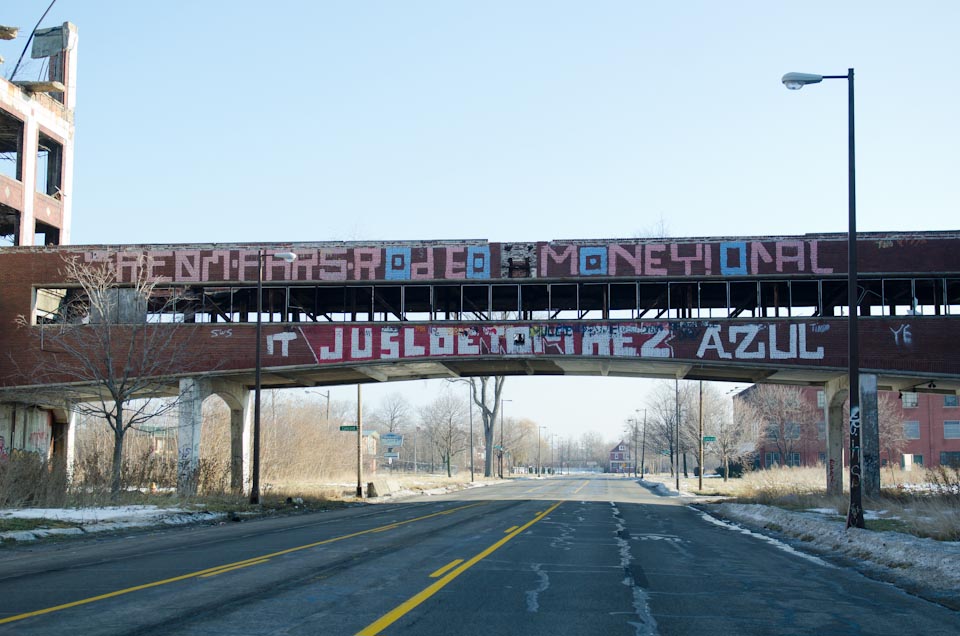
[[538, 240, 836, 277], [295, 321, 830, 365], [71, 234, 960, 284]]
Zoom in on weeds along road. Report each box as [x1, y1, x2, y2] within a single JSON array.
[[1, 475, 958, 636]]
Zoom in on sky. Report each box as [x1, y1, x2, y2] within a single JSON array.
[[2, 1, 958, 442]]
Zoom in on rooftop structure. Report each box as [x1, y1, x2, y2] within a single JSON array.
[[0, 21, 77, 246]]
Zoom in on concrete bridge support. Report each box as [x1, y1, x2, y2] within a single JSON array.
[[176, 378, 249, 496], [823, 373, 880, 498]]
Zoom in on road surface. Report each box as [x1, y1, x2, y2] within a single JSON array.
[[1, 475, 957, 635]]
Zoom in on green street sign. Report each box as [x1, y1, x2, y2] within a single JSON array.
[[340, 425, 358, 432], [703, 436, 717, 442]]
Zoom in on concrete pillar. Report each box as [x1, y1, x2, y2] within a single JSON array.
[[18, 117, 38, 246], [860, 373, 880, 497], [65, 408, 79, 483], [230, 392, 248, 493], [824, 377, 847, 496], [177, 378, 208, 496]]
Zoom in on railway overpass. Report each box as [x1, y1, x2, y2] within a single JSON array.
[[3, 231, 960, 494]]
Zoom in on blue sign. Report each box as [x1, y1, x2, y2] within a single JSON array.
[[381, 433, 403, 447]]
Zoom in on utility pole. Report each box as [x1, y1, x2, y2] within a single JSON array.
[[468, 383, 475, 482], [675, 378, 680, 491], [698, 380, 704, 492], [356, 384, 363, 498], [640, 409, 647, 478]]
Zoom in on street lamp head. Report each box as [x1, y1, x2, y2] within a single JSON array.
[[782, 72, 824, 90], [273, 252, 298, 263]]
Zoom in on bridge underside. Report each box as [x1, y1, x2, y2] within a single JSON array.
[[225, 355, 960, 396]]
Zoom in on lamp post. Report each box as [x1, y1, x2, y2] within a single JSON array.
[[499, 399, 512, 478], [640, 408, 647, 478], [675, 378, 680, 491], [305, 389, 331, 424], [782, 68, 864, 529], [538, 425, 547, 477], [468, 382, 475, 482], [250, 249, 298, 505]]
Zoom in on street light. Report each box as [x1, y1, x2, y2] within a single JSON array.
[[782, 68, 864, 529], [639, 408, 647, 478], [305, 389, 331, 424], [468, 382, 475, 482], [250, 249, 298, 505], [538, 426, 547, 477], [499, 398, 512, 478]]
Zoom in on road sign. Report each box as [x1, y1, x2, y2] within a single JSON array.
[[383, 451, 400, 459], [381, 433, 403, 447], [340, 425, 358, 432], [703, 436, 717, 442]]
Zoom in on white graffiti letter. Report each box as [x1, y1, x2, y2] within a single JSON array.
[[769, 324, 797, 359], [731, 325, 765, 359], [640, 328, 672, 358], [266, 332, 297, 357], [319, 328, 344, 361], [696, 326, 731, 359], [798, 323, 825, 359]]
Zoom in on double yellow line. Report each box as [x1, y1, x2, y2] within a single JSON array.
[[0, 502, 485, 626]]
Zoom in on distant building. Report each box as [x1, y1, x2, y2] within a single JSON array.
[[743, 386, 960, 469], [1, 22, 78, 246], [608, 441, 634, 473]]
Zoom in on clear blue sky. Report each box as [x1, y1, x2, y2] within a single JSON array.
[[3, 1, 957, 441]]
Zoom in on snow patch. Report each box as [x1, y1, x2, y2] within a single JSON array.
[[694, 508, 834, 568], [525, 563, 550, 612], [701, 502, 960, 601], [0, 506, 224, 542]]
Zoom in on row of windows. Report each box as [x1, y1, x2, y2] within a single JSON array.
[[766, 451, 959, 468], [767, 420, 960, 441], [764, 452, 802, 467], [902, 421, 960, 440], [900, 393, 958, 408], [818, 390, 960, 410]]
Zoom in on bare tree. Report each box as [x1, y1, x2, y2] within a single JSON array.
[[578, 430, 612, 469], [646, 381, 681, 476], [714, 392, 760, 481], [468, 376, 506, 477], [11, 256, 204, 495], [369, 392, 412, 433], [420, 392, 468, 477], [746, 384, 819, 467], [878, 394, 907, 469]]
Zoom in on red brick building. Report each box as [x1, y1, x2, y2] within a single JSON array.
[[751, 387, 960, 470]]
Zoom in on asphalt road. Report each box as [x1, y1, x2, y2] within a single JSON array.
[[1, 475, 958, 635]]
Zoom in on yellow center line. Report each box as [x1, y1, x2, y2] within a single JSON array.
[[573, 480, 589, 495], [199, 558, 271, 578], [372, 524, 400, 533], [428, 559, 464, 578], [504, 525, 519, 534], [0, 501, 487, 626], [356, 501, 563, 636]]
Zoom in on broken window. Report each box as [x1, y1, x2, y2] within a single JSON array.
[[36, 131, 63, 197], [0, 107, 23, 182]]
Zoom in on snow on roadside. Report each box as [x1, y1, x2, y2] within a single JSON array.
[[639, 477, 960, 605], [703, 502, 960, 605], [1, 506, 223, 542]]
